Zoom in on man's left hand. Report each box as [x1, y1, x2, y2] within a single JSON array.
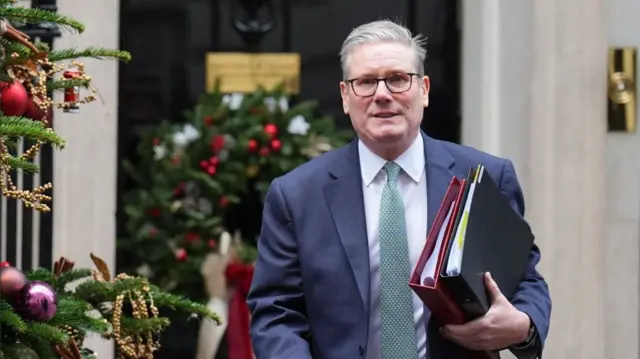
[[440, 272, 531, 351]]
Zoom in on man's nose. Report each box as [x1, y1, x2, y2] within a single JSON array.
[[373, 81, 393, 103]]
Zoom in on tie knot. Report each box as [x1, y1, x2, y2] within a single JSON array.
[[384, 162, 401, 182]]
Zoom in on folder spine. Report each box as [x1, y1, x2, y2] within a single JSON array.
[[440, 274, 487, 321]]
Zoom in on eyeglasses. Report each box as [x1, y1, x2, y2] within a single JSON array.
[[346, 72, 420, 97]]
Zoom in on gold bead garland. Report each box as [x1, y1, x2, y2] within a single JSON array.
[[110, 273, 161, 359]]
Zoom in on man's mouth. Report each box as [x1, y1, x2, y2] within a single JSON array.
[[373, 112, 398, 118]]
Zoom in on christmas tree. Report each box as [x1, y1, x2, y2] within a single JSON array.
[[0, 1, 130, 210], [118, 86, 353, 300], [0, 2, 220, 358], [0, 255, 220, 359]]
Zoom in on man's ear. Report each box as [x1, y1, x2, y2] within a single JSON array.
[[340, 81, 349, 115], [421, 76, 430, 107]]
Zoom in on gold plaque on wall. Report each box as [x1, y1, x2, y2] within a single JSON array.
[[607, 47, 637, 133], [205, 52, 301, 95]]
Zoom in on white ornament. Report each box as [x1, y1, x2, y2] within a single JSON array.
[[222, 93, 244, 110], [287, 114, 310, 135], [264, 96, 288, 113], [153, 145, 167, 160]]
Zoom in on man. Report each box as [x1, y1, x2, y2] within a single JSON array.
[[247, 19, 551, 359]]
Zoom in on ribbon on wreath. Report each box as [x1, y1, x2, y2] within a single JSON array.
[[224, 261, 255, 359]]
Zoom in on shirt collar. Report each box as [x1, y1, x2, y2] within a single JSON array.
[[358, 132, 425, 186]]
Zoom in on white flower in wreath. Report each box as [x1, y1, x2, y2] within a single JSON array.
[[287, 114, 310, 135], [173, 124, 200, 149], [153, 145, 167, 160], [264, 96, 288, 113], [222, 93, 244, 110]]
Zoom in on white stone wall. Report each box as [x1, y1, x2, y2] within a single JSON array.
[[462, 0, 608, 358], [50, 1, 120, 357], [604, 0, 640, 357]]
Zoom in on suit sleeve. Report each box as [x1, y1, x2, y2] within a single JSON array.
[[498, 159, 552, 359], [246, 178, 313, 359]]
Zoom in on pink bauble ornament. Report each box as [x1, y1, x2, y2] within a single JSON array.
[[18, 281, 57, 321], [0, 266, 27, 302], [0, 81, 29, 116]]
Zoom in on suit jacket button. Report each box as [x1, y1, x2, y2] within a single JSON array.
[[358, 345, 364, 356]]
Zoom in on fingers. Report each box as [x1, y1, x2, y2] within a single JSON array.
[[443, 318, 484, 338], [485, 272, 505, 303]]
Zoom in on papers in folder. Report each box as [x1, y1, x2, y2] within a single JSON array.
[[420, 165, 485, 284]]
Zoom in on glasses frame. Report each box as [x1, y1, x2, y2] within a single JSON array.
[[346, 72, 420, 97]]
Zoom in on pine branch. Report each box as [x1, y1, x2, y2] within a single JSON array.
[[26, 322, 69, 344], [48, 47, 131, 63], [0, 38, 31, 59], [6, 155, 39, 173], [26, 268, 55, 283], [0, 117, 65, 148], [0, 7, 84, 33], [120, 317, 170, 336], [47, 78, 90, 92], [151, 290, 222, 324], [0, 300, 27, 333], [48, 298, 109, 333], [73, 277, 149, 304], [55, 268, 92, 292]]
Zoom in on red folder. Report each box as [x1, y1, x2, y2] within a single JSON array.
[[409, 177, 498, 359], [409, 176, 466, 325]]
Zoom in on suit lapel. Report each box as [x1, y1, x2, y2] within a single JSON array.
[[323, 140, 370, 310], [423, 133, 457, 236]]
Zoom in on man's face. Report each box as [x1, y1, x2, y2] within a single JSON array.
[[340, 42, 430, 152]]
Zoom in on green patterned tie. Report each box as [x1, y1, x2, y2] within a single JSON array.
[[379, 162, 419, 359]]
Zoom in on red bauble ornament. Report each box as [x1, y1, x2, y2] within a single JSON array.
[[264, 124, 278, 138], [259, 147, 270, 157], [203, 115, 214, 126], [208, 239, 217, 249], [152, 137, 161, 146], [175, 248, 188, 262], [0, 266, 27, 302], [24, 97, 53, 126], [210, 135, 225, 153], [185, 232, 200, 244], [270, 139, 282, 151], [209, 156, 220, 167], [248, 139, 259, 152], [0, 81, 29, 116], [219, 196, 230, 208]]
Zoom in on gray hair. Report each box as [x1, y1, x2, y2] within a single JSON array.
[[339, 19, 427, 80]]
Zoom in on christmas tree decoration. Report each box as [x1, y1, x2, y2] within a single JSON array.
[[0, 3, 223, 359], [0, 80, 29, 115], [118, 85, 353, 301], [0, 4, 131, 210], [16, 280, 58, 321], [0, 265, 27, 301], [0, 254, 220, 359]]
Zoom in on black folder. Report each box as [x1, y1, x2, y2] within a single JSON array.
[[438, 164, 534, 320]]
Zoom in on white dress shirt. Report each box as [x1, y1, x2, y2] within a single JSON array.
[[359, 133, 428, 359]]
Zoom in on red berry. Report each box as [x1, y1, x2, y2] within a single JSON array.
[[248, 139, 258, 152], [270, 139, 282, 151], [175, 248, 188, 261], [264, 124, 278, 138]]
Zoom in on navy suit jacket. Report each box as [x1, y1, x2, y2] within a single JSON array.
[[247, 132, 551, 359]]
